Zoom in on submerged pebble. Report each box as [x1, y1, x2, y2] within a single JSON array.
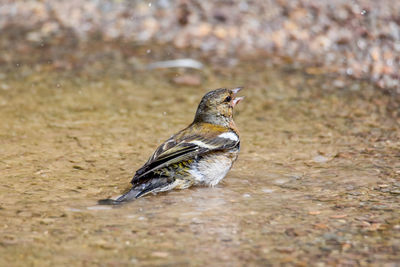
[[262, 188, 275, 193], [273, 179, 289, 185], [313, 155, 330, 163]]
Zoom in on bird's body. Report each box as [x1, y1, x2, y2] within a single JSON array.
[[99, 88, 243, 205]]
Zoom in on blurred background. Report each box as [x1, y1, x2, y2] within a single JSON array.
[[1, 0, 399, 91]]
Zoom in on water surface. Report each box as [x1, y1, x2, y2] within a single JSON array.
[[0, 58, 399, 265]]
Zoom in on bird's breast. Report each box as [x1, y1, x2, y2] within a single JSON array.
[[189, 149, 238, 187]]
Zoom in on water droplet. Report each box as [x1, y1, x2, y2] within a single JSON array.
[[242, 193, 251, 198], [360, 9, 367, 15]]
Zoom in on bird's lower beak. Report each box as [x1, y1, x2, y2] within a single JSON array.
[[231, 87, 244, 107], [232, 96, 244, 107]]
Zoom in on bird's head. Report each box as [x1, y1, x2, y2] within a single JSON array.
[[194, 87, 244, 127]]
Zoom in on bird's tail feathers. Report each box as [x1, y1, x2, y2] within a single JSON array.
[[97, 187, 141, 205], [98, 177, 173, 205]]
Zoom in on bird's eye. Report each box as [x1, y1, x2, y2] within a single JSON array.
[[224, 96, 232, 102]]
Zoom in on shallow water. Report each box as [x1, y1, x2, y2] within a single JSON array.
[[0, 57, 399, 265]]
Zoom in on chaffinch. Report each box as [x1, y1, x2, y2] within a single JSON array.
[[99, 87, 244, 205]]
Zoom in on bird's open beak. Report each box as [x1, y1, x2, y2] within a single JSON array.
[[231, 87, 244, 107]]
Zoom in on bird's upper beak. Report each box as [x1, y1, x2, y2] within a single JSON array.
[[231, 87, 244, 107]]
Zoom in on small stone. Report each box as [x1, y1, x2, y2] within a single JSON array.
[[390, 190, 400, 195], [333, 79, 345, 88], [39, 218, 55, 225], [273, 179, 288, 185], [152, 251, 169, 258], [342, 243, 352, 251], [313, 223, 329, 229], [214, 26, 228, 39], [195, 23, 212, 37], [284, 228, 299, 237], [330, 214, 347, 219], [313, 155, 329, 163], [73, 165, 84, 170], [323, 232, 340, 241], [309, 211, 321, 215], [378, 184, 389, 188], [370, 205, 392, 211], [261, 188, 275, 193], [366, 223, 382, 231]]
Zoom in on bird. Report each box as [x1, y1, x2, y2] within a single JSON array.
[[98, 87, 244, 205]]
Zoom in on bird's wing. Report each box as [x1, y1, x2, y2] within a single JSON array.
[[131, 127, 239, 184]]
